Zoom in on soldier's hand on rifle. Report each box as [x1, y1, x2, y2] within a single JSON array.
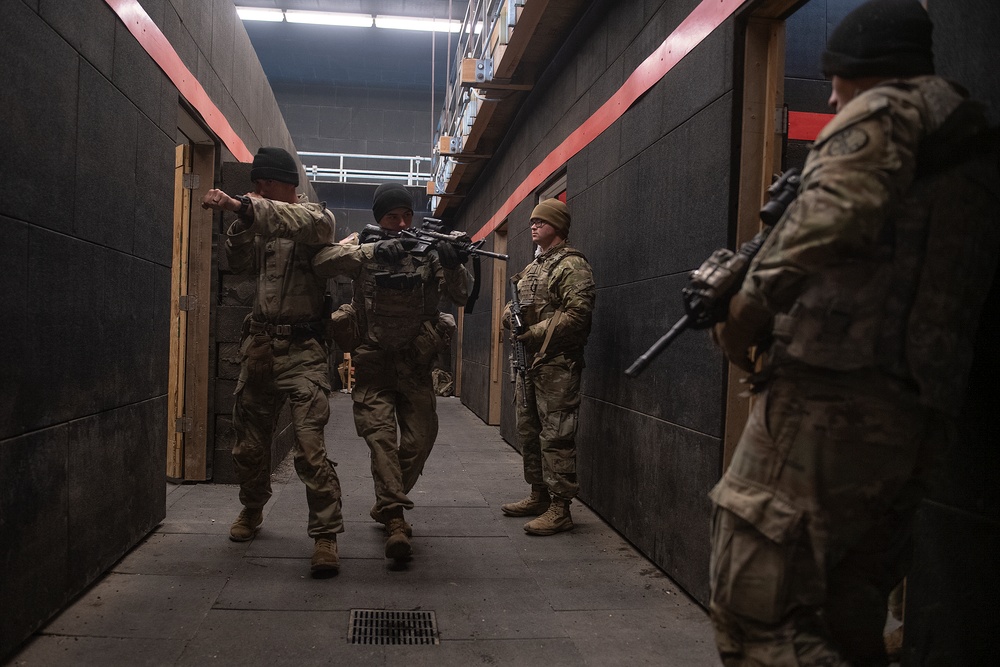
[[437, 243, 469, 269], [711, 292, 772, 372], [373, 238, 406, 264], [515, 327, 537, 343]]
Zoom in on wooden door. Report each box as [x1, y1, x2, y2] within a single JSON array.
[[167, 142, 214, 480]]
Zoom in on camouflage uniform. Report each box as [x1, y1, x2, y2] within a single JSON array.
[[511, 243, 595, 500], [227, 197, 344, 538], [313, 240, 470, 521], [710, 76, 1000, 665]]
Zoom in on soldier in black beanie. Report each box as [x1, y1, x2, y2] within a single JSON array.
[[709, 0, 1000, 665], [249, 146, 300, 186], [821, 0, 934, 80], [201, 147, 345, 578]]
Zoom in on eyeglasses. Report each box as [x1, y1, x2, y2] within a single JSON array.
[[530, 220, 548, 228]]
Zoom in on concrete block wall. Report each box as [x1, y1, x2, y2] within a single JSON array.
[[0, 0, 302, 658]]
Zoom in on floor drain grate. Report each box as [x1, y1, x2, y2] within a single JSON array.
[[348, 609, 440, 645]]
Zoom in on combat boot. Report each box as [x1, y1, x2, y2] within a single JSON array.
[[385, 517, 413, 560], [229, 507, 263, 542], [371, 505, 411, 536], [524, 497, 574, 535], [311, 537, 340, 576], [501, 485, 550, 517]]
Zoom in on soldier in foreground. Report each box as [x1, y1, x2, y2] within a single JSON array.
[[708, 1, 1000, 664], [501, 199, 595, 535], [201, 147, 344, 577]]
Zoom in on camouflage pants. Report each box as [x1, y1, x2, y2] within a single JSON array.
[[232, 336, 343, 537], [709, 371, 947, 666], [516, 355, 581, 500], [351, 344, 438, 521]]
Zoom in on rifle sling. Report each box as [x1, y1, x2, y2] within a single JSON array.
[[530, 309, 563, 370]]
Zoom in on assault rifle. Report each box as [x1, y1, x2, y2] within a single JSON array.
[[360, 218, 508, 262], [624, 168, 801, 378], [360, 217, 507, 313], [508, 279, 529, 406]]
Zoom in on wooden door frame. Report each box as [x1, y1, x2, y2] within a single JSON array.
[[725, 1, 796, 469], [167, 126, 215, 481]]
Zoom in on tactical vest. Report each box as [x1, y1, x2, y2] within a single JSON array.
[[358, 252, 437, 351], [770, 79, 1000, 416], [515, 245, 590, 357]]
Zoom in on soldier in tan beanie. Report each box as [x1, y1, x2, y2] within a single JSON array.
[[501, 198, 595, 535]]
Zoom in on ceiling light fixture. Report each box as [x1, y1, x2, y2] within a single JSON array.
[[235, 7, 283, 22], [374, 15, 462, 33], [236, 7, 472, 33], [285, 10, 374, 27]]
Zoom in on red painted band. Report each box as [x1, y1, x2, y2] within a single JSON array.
[[788, 110, 833, 142], [472, 0, 746, 242], [104, 0, 254, 162]]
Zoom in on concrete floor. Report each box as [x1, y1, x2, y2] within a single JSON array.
[[8, 392, 721, 666]]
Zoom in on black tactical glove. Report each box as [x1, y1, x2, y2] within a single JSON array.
[[373, 238, 406, 264], [437, 242, 469, 270]]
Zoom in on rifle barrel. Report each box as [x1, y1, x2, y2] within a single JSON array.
[[624, 314, 692, 378]]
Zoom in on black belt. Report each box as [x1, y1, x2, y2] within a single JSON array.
[[249, 319, 322, 338]]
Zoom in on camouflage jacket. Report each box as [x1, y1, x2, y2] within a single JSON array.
[[512, 243, 595, 363], [740, 75, 1000, 415], [311, 238, 470, 351], [225, 197, 335, 325]]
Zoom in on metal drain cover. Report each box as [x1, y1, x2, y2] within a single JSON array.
[[348, 609, 439, 645]]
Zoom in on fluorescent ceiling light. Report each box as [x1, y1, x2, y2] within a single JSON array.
[[375, 15, 462, 33], [285, 10, 374, 27], [236, 7, 470, 32], [236, 7, 283, 22]]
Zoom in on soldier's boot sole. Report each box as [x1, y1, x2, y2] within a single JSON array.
[[523, 518, 575, 536], [385, 532, 412, 560]]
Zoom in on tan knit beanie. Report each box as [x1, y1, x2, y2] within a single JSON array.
[[530, 199, 570, 235]]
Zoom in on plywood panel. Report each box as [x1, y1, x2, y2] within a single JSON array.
[[166, 143, 190, 480], [182, 144, 215, 481]]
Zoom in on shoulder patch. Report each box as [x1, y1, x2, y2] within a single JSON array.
[[823, 126, 870, 157]]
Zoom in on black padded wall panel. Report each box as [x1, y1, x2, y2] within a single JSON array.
[[1, 0, 305, 656], [0, 428, 70, 657], [0, 4, 79, 233], [452, 0, 735, 603]]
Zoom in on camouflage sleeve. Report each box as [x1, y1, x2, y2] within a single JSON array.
[[742, 86, 924, 315], [312, 240, 364, 279], [439, 261, 472, 307], [247, 199, 336, 246], [225, 218, 257, 274], [529, 254, 595, 344]]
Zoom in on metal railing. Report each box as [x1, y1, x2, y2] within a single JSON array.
[[429, 0, 524, 203], [298, 152, 432, 186]]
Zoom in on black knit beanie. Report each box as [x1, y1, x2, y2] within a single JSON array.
[[372, 183, 414, 222], [821, 0, 934, 79], [250, 147, 300, 185]]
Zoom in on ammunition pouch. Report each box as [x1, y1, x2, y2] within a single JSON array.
[[328, 304, 361, 352], [412, 314, 456, 367], [243, 332, 274, 386], [373, 271, 424, 290]]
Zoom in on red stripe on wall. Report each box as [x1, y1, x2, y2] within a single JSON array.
[[788, 111, 834, 142], [105, 0, 254, 162], [471, 0, 746, 242]]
